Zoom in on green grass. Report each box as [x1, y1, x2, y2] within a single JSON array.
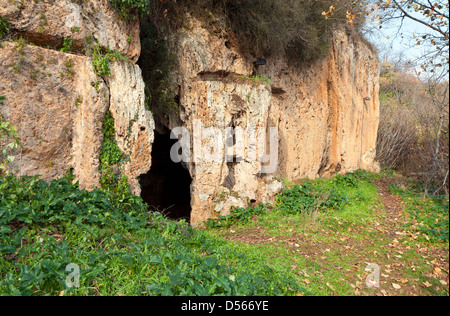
[[390, 183, 449, 243], [205, 170, 449, 296]]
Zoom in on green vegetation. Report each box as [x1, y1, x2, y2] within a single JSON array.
[[239, 74, 271, 87], [98, 110, 131, 202], [0, 174, 302, 296], [60, 37, 74, 53], [390, 182, 449, 243], [108, 0, 151, 19], [63, 59, 75, 79], [0, 17, 8, 39], [99, 111, 126, 168], [0, 167, 447, 295], [207, 204, 269, 229], [205, 170, 449, 296], [90, 42, 133, 77], [14, 37, 26, 53], [0, 113, 21, 174], [139, 20, 178, 116]]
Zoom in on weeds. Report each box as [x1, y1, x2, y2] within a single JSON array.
[[91, 42, 132, 77], [108, 0, 151, 19], [60, 37, 74, 53], [0, 114, 22, 174], [276, 181, 349, 215], [0, 174, 302, 296]]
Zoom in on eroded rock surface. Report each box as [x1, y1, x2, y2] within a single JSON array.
[[1, 7, 379, 226], [168, 18, 380, 224], [0, 0, 140, 61]]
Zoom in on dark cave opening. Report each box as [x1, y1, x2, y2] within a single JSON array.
[[139, 131, 192, 222]]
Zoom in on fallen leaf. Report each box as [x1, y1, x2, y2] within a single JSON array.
[[439, 280, 447, 286], [392, 283, 401, 290], [326, 283, 336, 291], [423, 281, 432, 288], [434, 267, 442, 274], [304, 279, 311, 285]]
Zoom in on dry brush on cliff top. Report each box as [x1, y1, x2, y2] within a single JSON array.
[[120, 0, 366, 64]]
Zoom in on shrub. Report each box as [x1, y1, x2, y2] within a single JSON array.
[[276, 181, 349, 215], [90, 41, 133, 77], [108, 0, 151, 19], [147, 0, 361, 65]]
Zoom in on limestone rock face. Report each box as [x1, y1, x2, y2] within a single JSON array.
[[266, 31, 380, 180], [1, 6, 379, 226], [107, 62, 155, 195], [0, 41, 154, 193], [170, 18, 380, 225], [0, 0, 153, 194], [0, 42, 84, 180], [0, 0, 140, 61]]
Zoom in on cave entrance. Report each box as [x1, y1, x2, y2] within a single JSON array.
[[139, 131, 192, 222]]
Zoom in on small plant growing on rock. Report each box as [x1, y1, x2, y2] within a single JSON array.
[[91, 42, 132, 77], [0, 17, 8, 39], [60, 37, 74, 52], [0, 112, 22, 174]]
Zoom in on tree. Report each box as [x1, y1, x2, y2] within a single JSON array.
[[377, 0, 448, 76], [326, 0, 449, 74]]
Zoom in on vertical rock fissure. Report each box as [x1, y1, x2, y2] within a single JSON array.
[[139, 131, 192, 222]]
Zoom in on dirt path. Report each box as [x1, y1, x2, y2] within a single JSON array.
[[372, 177, 449, 296]]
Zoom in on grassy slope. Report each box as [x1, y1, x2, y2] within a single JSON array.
[[205, 171, 449, 296], [0, 171, 448, 296]]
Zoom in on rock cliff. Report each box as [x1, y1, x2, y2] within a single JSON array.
[[0, 0, 153, 195], [1, 2, 379, 226], [164, 18, 380, 224]]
